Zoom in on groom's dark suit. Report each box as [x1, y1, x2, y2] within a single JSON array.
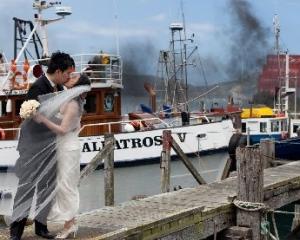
[[11, 74, 63, 239]]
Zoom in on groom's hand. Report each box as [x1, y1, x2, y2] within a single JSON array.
[[33, 113, 43, 123]]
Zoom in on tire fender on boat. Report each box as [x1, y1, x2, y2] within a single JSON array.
[[228, 133, 243, 171], [0, 128, 5, 140]]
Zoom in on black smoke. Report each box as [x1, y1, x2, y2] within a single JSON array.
[[120, 41, 157, 97], [226, 0, 271, 92]]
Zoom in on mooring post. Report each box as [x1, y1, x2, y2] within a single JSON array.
[[260, 139, 275, 169], [161, 130, 171, 193], [236, 146, 264, 239], [104, 134, 114, 206]]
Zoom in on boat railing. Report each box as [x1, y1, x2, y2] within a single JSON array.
[[0, 117, 169, 140], [0, 53, 122, 91], [80, 117, 170, 134], [72, 54, 122, 87]]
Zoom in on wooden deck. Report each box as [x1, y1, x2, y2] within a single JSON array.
[[1, 160, 300, 239]]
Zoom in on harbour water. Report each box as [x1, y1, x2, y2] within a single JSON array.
[[0, 152, 295, 238], [78, 152, 228, 213]]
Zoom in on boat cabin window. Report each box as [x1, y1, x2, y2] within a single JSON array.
[[15, 99, 23, 117], [104, 93, 114, 112], [271, 121, 279, 132], [84, 94, 97, 113], [260, 122, 267, 133], [293, 124, 300, 133], [0, 100, 7, 116], [241, 122, 246, 133]]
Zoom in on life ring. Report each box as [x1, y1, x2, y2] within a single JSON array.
[[130, 120, 142, 131], [0, 128, 5, 140], [11, 71, 29, 90], [10, 60, 29, 90]]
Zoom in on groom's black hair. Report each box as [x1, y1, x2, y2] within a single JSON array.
[[47, 51, 75, 74], [74, 74, 91, 87]]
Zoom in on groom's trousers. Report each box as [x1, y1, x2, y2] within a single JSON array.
[[12, 146, 57, 225]]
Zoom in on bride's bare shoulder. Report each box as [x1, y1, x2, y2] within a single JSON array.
[[61, 100, 79, 113]]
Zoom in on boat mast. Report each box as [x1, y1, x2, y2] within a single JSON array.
[[273, 14, 295, 117], [33, 0, 72, 58], [112, 0, 120, 56], [181, 0, 188, 111], [169, 23, 186, 110], [1, 0, 71, 90], [273, 14, 281, 113]]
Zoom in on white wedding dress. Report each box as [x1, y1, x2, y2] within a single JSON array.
[[48, 99, 82, 222]]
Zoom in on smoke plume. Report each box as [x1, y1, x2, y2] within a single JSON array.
[[226, 0, 271, 92], [121, 41, 157, 96]]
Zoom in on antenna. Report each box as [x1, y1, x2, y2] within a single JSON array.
[[180, 0, 188, 111], [113, 0, 120, 56], [273, 14, 280, 54]]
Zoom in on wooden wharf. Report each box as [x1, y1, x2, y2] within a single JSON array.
[[1, 158, 300, 239], [1, 134, 299, 239]]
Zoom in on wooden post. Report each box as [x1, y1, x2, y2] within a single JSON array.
[[104, 134, 114, 206], [246, 127, 250, 146], [260, 139, 275, 169], [161, 130, 171, 193], [236, 146, 264, 240]]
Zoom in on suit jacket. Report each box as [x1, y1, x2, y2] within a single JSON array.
[[15, 75, 63, 177], [26, 74, 64, 100]]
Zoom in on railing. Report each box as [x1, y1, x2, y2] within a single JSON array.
[[0, 53, 122, 91], [0, 117, 170, 140], [80, 117, 170, 134]]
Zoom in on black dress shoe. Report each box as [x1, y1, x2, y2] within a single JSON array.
[[35, 220, 55, 239], [35, 229, 55, 239], [10, 237, 20, 240], [10, 218, 27, 240]]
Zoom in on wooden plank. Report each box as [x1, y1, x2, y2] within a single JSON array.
[[171, 137, 206, 185], [220, 158, 232, 180], [80, 138, 114, 180]]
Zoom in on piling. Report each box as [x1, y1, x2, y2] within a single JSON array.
[[104, 134, 114, 206], [161, 130, 171, 193], [260, 139, 275, 168]]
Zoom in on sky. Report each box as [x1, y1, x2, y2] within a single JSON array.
[[1, 0, 300, 86]]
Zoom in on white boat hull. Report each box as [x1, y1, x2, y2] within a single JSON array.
[[0, 120, 234, 168]]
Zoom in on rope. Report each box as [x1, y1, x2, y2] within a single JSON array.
[[233, 199, 268, 212]]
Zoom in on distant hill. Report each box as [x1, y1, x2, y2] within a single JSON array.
[[122, 73, 256, 107]]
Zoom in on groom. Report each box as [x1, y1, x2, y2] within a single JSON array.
[[10, 52, 75, 240]]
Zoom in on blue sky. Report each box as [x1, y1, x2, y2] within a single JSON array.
[[1, 0, 300, 84]]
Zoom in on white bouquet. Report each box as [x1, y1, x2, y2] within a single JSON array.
[[19, 100, 40, 119]]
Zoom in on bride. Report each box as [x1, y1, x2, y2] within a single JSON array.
[[35, 74, 91, 239]]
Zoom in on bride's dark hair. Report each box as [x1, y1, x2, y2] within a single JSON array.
[[74, 74, 91, 87]]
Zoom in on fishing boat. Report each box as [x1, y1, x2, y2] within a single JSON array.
[[229, 15, 300, 162], [0, 0, 235, 173]]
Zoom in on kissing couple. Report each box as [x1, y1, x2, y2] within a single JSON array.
[[9, 51, 91, 240]]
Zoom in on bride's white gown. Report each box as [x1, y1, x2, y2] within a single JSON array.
[[48, 100, 82, 222]]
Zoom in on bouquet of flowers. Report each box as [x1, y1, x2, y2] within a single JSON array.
[[19, 100, 40, 119]]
